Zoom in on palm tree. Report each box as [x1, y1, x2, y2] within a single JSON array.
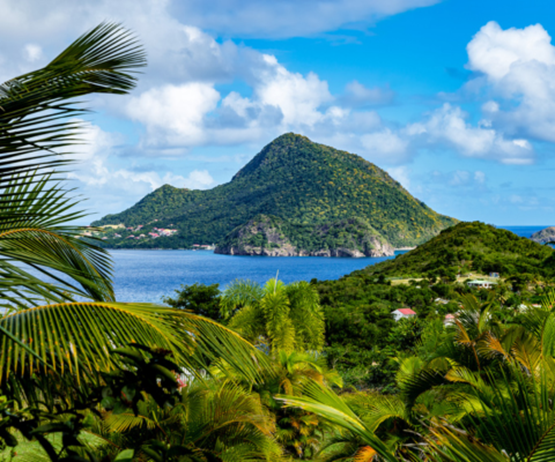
[[222, 278, 325, 353], [0, 23, 266, 394], [93, 379, 285, 461], [280, 293, 555, 461]]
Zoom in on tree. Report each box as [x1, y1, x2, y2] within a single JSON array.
[[0, 23, 266, 397], [221, 278, 325, 353], [281, 292, 555, 461], [164, 283, 224, 322]]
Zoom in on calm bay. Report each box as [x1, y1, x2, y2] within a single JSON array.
[[109, 225, 548, 303]]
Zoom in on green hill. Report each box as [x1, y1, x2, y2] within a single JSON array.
[[93, 133, 457, 248], [359, 221, 555, 279]]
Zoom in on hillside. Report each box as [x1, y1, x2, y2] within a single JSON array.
[[93, 133, 457, 248], [358, 221, 555, 279], [214, 215, 394, 257]]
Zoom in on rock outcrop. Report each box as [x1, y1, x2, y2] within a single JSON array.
[[530, 226, 555, 245], [215, 215, 394, 257]]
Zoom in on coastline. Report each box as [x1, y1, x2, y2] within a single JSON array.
[[394, 246, 416, 251]]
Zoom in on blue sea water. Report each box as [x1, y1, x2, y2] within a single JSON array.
[[111, 250, 403, 303], [110, 225, 549, 303]]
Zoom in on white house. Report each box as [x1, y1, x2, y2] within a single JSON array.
[[392, 308, 417, 321], [467, 280, 497, 289]]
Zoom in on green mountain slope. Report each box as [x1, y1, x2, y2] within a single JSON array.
[[93, 133, 457, 248], [359, 221, 555, 278]]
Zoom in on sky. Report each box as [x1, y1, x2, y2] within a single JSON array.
[[2, 0, 555, 226]]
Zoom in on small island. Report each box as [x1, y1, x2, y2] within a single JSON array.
[[530, 226, 555, 244], [91, 133, 457, 255]]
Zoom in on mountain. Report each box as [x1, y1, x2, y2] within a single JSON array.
[[357, 221, 555, 278], [93, 133, 457, 249], [530, 226, 555, 245], [214, 215, 394, 257]]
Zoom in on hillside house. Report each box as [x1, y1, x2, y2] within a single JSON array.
[[392, 308, 417, 321], [444, 313, 457, 326], [467, 280, 497, 289]]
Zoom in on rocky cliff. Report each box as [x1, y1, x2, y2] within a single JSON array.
[[530, 226, 555, 245], [214, 215, 394, 257]]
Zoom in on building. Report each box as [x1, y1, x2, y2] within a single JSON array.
[[392, 308, 417, 321], [467, 280, 497, 289], [444, 313, 457, 326]]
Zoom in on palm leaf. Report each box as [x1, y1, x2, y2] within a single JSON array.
[[0, 303, 268, 385], [0, 22, 146, 307], [278, 380, 398, 462]]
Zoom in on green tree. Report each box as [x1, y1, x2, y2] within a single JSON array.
[[221, 278, 325, 353], [0, 23, 265, 400], [164, 282, 224, 322]]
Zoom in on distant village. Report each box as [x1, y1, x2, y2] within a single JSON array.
[[81, 223, 215, 249], [82, 223, 178, 240]]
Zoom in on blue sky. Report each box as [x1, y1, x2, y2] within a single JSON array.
[[2, 0, 555, 225]]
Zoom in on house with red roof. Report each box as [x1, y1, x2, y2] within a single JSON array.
[[444, 313, 457, 326], [392, 308, 417, 321]]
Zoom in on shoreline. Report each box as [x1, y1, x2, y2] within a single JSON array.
[[394, 246, 416, 251]]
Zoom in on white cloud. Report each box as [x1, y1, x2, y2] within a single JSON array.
[[183, 169, 214, 189], [466, 21, 555, 142], [23, 44, 43, 62], [254, 55, 332, 127], [360, 129, 409, 164], [408, 104, 534, 164], [126, 83, 220, 148]]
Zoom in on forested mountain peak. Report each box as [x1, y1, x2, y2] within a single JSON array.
[[232, 132, 392, 185], [93, 133, 457, 249]]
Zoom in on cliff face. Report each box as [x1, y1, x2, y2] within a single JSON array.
[[530, 227, 555, 245], [214, 215, 395, 257]]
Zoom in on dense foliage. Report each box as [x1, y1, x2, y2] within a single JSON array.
[[93, 133, 457, 248]]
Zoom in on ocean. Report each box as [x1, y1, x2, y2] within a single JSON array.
[[107, 225, 548, 303]]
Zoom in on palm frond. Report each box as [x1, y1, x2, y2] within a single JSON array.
[[0, 22, 146, 307], [278, 380, 398, 462], [0, 303, 268, 386]]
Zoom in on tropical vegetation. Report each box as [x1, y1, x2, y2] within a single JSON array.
[[2, 21, 555, 462]]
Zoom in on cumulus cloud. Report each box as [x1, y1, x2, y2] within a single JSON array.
[[126, 83, 221, 148], [408, 104, 534, 164], [466, 21, 555, 142], [360, 129, 409, 164]]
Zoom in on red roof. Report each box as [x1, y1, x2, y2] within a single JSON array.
[[397, 308, 416, 315]]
